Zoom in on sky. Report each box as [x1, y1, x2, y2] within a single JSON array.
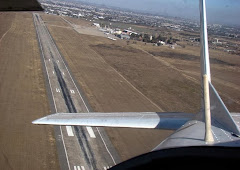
[[74, 0, 240, 26]]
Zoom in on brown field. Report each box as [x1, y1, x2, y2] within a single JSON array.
[[0, 12, 59, 169], [138, 43, 240, 111]]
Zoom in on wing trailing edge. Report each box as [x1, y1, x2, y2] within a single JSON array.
[[32, 112, 194, 130]]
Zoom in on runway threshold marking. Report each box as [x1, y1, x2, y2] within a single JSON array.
[[66, 126, 74, 136], [74, 165, 85, 170], [86, 127, 96, 138]]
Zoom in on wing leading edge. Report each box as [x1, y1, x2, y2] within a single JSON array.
[[32, 112, 194, 130]]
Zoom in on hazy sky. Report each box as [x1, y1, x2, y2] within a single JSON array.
[[75, 0, 240, 26]]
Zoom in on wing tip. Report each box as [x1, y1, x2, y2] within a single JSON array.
[[32, 116, 48, 125]]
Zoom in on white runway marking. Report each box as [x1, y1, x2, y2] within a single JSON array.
[[66, 126, 74, 136], [74, 166, 84, 170], [53, 71, 55, 74], [56, 88, 60, 93], [70, 89, 75, 94], [212, 130, 220, 142], [60, 126, 71, 170], [49, 59, 50, 61], [96, 127, 116, 165], [86, 127, 96, 138], [57, 60, 59, 63], [62, 72, 65, 75]]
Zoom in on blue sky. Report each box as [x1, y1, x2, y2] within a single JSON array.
[[75, 0, 240, 26]]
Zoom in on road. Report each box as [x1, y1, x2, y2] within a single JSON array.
[[33, 13, 121, 170]]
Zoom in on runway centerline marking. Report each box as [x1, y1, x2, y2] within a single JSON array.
[[66, 126, 74, 136], [86, 127, 96, 138]]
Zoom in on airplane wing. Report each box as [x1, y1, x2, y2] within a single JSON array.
[[32, 112, 195, 130]]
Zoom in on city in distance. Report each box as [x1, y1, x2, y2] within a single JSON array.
[[40, 0, 240, 55]]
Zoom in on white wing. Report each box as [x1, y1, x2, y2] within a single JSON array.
[[32, 112, 194, 130]]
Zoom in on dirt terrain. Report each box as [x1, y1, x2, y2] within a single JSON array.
[[0, 12, 59, 170], [139, 44, 240, 111]]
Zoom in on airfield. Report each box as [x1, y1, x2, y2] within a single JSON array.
[[0, 12, 239, 169]]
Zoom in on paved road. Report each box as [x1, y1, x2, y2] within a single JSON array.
[[33, 13, 120, 170]]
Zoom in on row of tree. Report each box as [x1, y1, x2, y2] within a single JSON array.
[[130, 33, 179, 44]]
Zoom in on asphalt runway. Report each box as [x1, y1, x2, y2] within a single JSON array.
[[33, 13, 121, 170]]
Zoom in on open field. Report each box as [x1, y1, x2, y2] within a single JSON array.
[[138, 43, 240, 111], [40, 13, 239, 161], [0, 12, 59, 170]]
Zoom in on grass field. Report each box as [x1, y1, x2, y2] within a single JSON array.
[[0, 12, 59, 170]]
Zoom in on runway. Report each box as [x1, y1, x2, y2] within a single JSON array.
[[33, 13, 120, 170]]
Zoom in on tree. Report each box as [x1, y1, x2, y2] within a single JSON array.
[[143, 34, 150, 42]]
